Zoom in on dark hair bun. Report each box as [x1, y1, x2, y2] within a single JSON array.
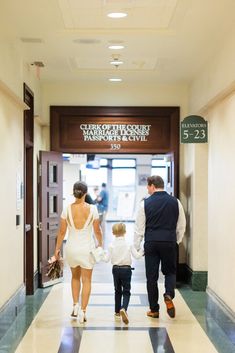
[[74, 190, 83, 198], [73, 181, 88, 199]]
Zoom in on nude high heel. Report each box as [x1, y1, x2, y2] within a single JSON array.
[[79, 309, 87, 324], [71, 303, 79, 318]]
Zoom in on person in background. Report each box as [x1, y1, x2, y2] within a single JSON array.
[[96, 182, 109, 235], [85, 193, 95, 205], [134, 175, 186, 319], [104, 223, 143, 325], [54, 181, 103, 324], [93, 186, 99, 199]]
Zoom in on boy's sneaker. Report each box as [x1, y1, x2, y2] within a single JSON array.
[[146, 310, 159, 318], [120, 308, 129, 324], [114, 313, 121, 320], [164, 295, 175, 318]]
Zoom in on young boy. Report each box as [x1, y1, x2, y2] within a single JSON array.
[[104, 223, 143, 324]]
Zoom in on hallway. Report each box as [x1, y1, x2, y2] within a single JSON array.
[[1, 1, 235, 352], [1, 223, 234, 353]]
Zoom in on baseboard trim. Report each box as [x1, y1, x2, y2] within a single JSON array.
[[0, 285, 25, 341], [185, 265, 208, 291], [206, 287, 235, 344], [207, 287, 235, 322]]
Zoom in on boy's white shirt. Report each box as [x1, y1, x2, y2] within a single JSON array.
[[103, 236, 143, 265]]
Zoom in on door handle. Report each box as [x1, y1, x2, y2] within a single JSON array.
[[25, 224, 31, 232], [38, 222, 42, 231]]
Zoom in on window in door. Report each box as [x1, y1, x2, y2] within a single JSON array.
[[84, 158, 108, 201], [151, 157, 167, 189], [111, 159, 136, 218]]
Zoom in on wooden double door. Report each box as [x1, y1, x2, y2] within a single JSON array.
[[38, 151, 63, 287]]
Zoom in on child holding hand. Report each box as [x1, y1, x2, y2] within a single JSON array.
[[104, 223, 143, 324]]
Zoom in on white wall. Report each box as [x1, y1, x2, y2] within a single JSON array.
[[0, 40, 23, 98], [42, 81, 189, 125], [189, 27, 235, 114], [187, 25, 235, 311], [0, 88, 24, 308], [206, 93, 235, 312], [191, 144, 208, 270], [0, 40, 42, 117], [0, 42, 46, 308]]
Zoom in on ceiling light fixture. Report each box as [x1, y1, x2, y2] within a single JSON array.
[[107, 12, 127, 18], [108, 45, 124, 50], [31, 61, 45, 67], [109, 78, 122, 82], [110, 60, 123, 65]]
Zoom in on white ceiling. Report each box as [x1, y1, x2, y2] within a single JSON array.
[[1, 0, 235, 84]]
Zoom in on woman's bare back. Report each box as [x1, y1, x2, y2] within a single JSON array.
[[70, 202, 91, 230]]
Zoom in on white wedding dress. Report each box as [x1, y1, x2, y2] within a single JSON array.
[[61, 204, 99, 269]]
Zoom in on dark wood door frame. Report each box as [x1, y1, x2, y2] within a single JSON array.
[[23, 83, 34, 295]]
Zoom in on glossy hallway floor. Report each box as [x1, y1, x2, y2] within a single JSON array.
[[1, 223, 235, 353]]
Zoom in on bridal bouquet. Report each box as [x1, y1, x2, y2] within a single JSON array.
[[46, 255, 64, 280]]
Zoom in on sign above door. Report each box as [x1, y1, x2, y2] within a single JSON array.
[[50, 106, 179, 154]]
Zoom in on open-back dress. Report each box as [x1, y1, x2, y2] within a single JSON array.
[[61, 204, 99, 269]]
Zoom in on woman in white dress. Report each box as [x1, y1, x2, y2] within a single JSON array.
[[54, 181, 103, 323]]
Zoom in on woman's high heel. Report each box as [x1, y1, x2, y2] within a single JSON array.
[[71, 303, 79, 318], [79, 309, 87, 323]]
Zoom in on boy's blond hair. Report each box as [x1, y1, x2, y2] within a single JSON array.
[[112, 223, 126, 236]]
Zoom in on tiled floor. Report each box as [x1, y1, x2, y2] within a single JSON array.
[[1, 222, 235, 353], [13, 282, 219, 353]]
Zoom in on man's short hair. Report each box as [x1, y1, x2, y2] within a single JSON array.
[[147, 175, 164, 189], [101, 182, 106, 187]]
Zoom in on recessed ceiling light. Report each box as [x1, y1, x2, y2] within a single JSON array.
[[108, 45, 124, 50], [110, 60, 123, 65], [107, 12, 127, 18], [109, 78, 122, 82]]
